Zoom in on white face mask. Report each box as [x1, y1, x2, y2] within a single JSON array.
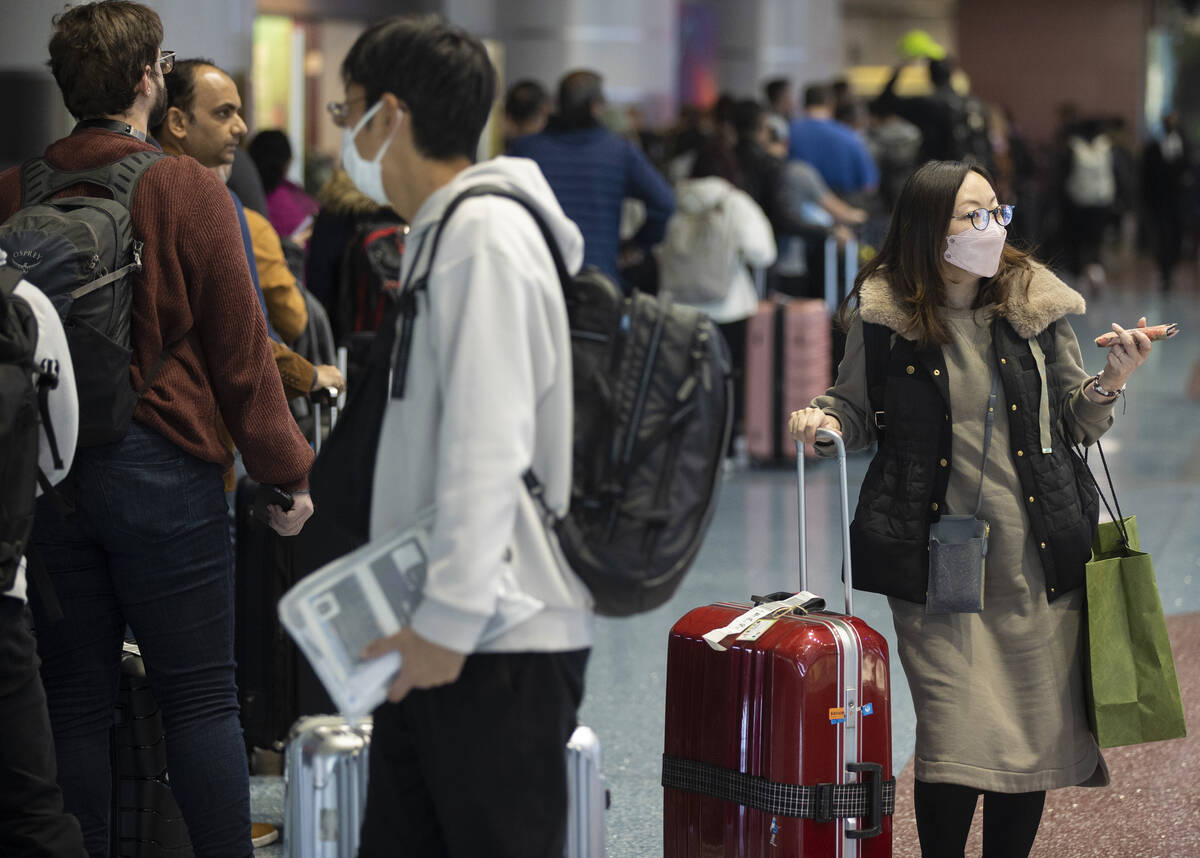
[[341, 101, 399, 206]]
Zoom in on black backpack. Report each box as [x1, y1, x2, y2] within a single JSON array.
[[0, 152, 165, 448], [0, 265, 61, 592], [334, 216, 407, 343], [936, 90, 993, 170], [393, 186, 733, 616]]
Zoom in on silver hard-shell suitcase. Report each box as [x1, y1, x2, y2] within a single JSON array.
[[283, 717, 601, 856], [283, 716, 372, 858], [565, 724, 608, 858]]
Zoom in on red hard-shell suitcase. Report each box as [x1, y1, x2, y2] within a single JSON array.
[[744, 298, 832, 463], [663, 431, 894, 856]]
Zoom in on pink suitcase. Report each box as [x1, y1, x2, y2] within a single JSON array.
[[663, 432, 894, 857], [744, 297, 832, 462]]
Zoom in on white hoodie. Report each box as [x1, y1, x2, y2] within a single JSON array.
[[369, 157, 593, 655], [660, 177, 776, 324]]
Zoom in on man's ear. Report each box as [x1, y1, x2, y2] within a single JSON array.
[[138, 66, 154, 98], [164, 105, 188, 141], [377, 93, 407, 135]]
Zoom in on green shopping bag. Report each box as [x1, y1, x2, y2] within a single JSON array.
[[1082, 453, 1187, 748]]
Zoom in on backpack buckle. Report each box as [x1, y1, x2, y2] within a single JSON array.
[[522, 470, 557, 527], [38, 359, 60, 390], [873, 411, 886, 430]]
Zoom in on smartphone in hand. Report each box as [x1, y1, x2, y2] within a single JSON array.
[[252, 484, 294, 525]]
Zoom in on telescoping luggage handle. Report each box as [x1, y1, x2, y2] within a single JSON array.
[[796, 430, 854, 616], [824, 235, 858, 310]]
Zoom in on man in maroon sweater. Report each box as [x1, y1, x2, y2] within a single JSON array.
[[0, 3, 314, 855]]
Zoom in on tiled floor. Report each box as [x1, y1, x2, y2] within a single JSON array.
[[251, 267, 1200, 856]]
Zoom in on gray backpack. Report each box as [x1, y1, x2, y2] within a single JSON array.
[[658, 186, 741, 304], [0, 152, 166, 447]]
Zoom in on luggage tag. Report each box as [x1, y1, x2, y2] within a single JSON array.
[[702, 591, 824, 651]]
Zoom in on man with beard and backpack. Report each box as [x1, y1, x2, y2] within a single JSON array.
[[0, 3, 314, 855], [313, 15, 729, 857]]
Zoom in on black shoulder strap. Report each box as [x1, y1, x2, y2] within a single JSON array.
[[862, 320, 892, 440], [1040, 318, 1058, 362], [19, 150, 164, 210], [389, 184, 571, 402], [407, 184, 571, 292]]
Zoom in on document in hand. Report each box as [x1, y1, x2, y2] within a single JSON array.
[[278, 511, 544, 716]]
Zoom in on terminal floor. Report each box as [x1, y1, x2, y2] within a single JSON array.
[[250, 273, 1200, 855]]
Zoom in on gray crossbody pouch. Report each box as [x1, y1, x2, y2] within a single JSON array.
[[926, 368, 998, 614]]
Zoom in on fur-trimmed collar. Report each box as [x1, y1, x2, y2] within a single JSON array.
[[858, 262, 1086, 339]]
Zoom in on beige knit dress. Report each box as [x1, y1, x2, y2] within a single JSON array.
[[816, 304, 1113, 793]]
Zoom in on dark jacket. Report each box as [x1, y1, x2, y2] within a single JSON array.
[[508, 119, 674, 283], [305, 170, 401, 324], [839, 266, 1101, 604]]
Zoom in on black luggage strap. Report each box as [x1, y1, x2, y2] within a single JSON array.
[[662, 755, 895, 824]]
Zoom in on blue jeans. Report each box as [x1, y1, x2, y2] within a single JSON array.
[[29, 422, 251, 858]]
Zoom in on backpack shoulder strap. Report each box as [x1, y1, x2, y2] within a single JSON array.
[[0, 264, 23, 298], [861, 320, 892, 440], [389, 184, 569, 401], [20, 150, 164, 210], [409, 184, 571, 292]]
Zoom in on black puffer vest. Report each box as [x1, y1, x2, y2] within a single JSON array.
[[850, 317, 1099, 604]]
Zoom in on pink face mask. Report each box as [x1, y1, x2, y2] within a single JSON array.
[[944, 219, 1007, 278]]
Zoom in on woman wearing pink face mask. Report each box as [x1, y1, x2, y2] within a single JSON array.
[[789, 161, 1152, 858]]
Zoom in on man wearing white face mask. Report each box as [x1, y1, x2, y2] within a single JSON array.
[[320, 15, 592, 858], [789, 161, 1155, 857]]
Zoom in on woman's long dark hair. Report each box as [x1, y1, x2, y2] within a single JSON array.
[[842, 160, 1032, 349]]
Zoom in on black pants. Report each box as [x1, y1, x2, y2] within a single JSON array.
[[0, 596, 86, 857], [718, 319, 748, 451], [1063, 203, 1110, 276], [359, 649, 589, 858], [915, 779, 1046, 858]]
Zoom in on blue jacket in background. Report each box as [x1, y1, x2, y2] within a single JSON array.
[[787, 117, 879, 196], [508, 123, 675, 284]]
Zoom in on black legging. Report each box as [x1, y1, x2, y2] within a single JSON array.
[[914, 779, 1046, 858]]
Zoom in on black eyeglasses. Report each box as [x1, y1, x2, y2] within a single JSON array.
[[954, 204, 1015, 231], [327, 96, 368, 127]]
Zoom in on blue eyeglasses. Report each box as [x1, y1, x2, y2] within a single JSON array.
[[955, 204, 1015, 230]]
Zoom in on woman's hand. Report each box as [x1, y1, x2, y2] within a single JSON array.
[[789, 407, 841, 446], [1098, 316, 1153, 391]]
